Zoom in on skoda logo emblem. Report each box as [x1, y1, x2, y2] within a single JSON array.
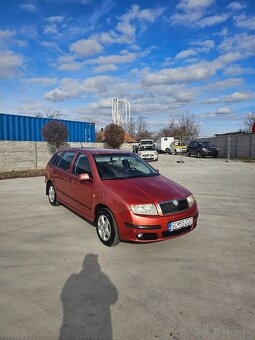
[[172, 200, 179, 206]]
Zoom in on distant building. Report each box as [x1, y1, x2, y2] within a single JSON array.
[[0, 113, 95, 142]]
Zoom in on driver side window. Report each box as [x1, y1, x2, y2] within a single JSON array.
[[73, 154, 92, 177]]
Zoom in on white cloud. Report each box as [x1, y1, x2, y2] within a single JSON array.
[[116, 21, 136, 44], [196, 14, 229, 28], [120, 4, 164, 23], [227, 2, 246, 11], [20, 3, 37, 11], [142, 61, 216, 86], [92, 31, 117, 45], [176, 49, 197, 60], [206, 78, 243, 89], [215, 107, 231, 114], [190, 39, 215, 52], [0, 29, 15, 40], [234, 14, 255, 30], [45, 76, 113, 101], [177, 0, 214, 10], [218, 33, 255, 56], [202, 97, 220, 104], [170, 0, 228, 28], [91, 52, 137, 65], [43, 16, 65, 36], [224, 92, 254, 103], [46, 16, 65, 23], [202, 107, 233, 118], [25, 77, 58, 86], [40, 41, 62, 51], [44, 88, 72, 101], [0, 50, 23, 79], [93, 64, 117, 73], [58, 62, 84, 71], [70, 39, 103, 58], [223, 65, 255, 76]]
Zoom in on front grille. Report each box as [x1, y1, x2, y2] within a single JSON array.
[[159, 199, 189, 215], [162, 225, 192, 238]]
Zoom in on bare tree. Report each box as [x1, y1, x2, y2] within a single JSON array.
[[42, 121, 68, 150], [104, 123, 125, 149], [159, 113, 200, 140], [36, 108, 62, 119], [242, 111, 255, 132], [122, 116, 153, 141], [122, 119, 136, 139]]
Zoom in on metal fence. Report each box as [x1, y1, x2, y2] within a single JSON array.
[[200, 133, 255, 160]]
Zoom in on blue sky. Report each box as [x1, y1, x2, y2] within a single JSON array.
[[0, 0, 255, 136]]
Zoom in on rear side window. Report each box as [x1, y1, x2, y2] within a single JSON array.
[[50, 152, 62, 166], [58, 151, 76, 171]]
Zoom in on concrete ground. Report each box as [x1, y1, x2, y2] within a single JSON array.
[[0, 154, 254, 340]]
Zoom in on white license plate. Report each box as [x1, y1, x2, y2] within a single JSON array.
[[168, 217, 193, 231]]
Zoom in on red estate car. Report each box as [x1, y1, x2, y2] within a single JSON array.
[[45, 148, 198, 246]]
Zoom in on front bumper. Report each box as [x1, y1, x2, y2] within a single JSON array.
[[115, 204, 198, 242], [201, 150, 219, 157], [140, 154, 158, 161]]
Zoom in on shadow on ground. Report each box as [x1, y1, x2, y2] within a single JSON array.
[[59, 254, 118, 340]]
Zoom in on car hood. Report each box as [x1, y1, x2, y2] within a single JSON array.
[[104, 175, 191, 205]]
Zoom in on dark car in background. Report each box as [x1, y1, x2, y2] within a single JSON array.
[[187, 141, 219, 158]]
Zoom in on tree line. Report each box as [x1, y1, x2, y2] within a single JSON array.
[[38, 108, 255, 150]]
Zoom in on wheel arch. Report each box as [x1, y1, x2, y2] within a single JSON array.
[[94, 204, 113, 223], [46, 180, 53, 195]]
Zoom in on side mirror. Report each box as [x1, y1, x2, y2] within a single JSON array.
[[155, 169, 160, 173], [79, 173, 90, 181]]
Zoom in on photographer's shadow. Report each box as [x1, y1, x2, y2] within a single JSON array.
[[59, 254, 118, 340]]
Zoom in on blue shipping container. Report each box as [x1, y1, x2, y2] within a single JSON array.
[[0, 113, 95, 142]]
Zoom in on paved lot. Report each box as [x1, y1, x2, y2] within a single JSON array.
[[0, 154, 254, 340]]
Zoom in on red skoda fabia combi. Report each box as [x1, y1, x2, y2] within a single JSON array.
[[45, 148, 199, 246]]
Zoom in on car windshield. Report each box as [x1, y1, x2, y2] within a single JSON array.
[[140, 141, 153, 145], [94, 153, 159, 180], [200, 142, 214, 147], [139, 145, 155, 151]]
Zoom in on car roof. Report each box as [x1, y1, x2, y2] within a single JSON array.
[[59, 148, 131, 155]]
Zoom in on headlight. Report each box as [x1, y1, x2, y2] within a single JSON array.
[[130, 204, 158, 215], [202, 148, 207, 151], [187, 194, 196, 208]]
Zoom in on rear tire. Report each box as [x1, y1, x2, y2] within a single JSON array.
[[96, 208, 120, 247], [187, 150, 190, 157], [165, 148, 170, 154], [48, 183, 61, 206]]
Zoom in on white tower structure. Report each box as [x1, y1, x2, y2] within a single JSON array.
[[112, 98, 130, 125]]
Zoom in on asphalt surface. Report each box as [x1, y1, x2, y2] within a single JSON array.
[[0, 154, 254, 340]]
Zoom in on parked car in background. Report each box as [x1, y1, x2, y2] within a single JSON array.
[[45, 148, 198, 247], [170, 140, 187, 154], [187, 141, 219, 158], [138, 145, 158, 161]]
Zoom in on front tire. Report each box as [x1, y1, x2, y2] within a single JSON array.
[[197, 151, 202, 158], [96, 208, 120, 247], [187, 150, 190, 157], [48, 183, 60, 206]]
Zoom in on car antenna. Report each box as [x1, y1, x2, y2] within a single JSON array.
[[80, 143, 84, 148]]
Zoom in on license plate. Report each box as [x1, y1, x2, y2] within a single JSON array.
[[168, 217, 193, 231]]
